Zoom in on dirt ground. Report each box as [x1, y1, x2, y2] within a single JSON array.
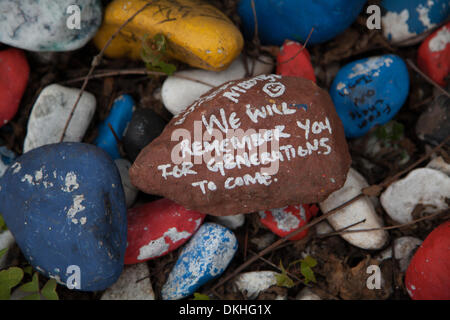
[[1, 0, 448, 300]]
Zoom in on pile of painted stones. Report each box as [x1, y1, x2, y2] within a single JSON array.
[[0, 0, 449, 300]]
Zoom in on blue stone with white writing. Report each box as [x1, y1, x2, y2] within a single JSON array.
[[0, 142, 127, 291], [330, 54, 410, 138], [381, 0, 450, 44], [161, 223, 238, 300], [95, 94, 135, 160], [238, 0, 367, 45], [0, 0, 102, 51]]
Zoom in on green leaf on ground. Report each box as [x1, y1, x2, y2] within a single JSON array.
[[192, 293, 210, 300], [0, 267, 24, 300]]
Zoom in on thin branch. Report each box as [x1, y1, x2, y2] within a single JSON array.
[[407, 59, 450, 98], [59, 1, 154, 142]]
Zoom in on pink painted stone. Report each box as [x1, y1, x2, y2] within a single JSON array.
[[0, 48, 29, 127], [125, 199, 206, 264], [276, 40, 316, 83], [259, 204, 319, 240], [417, 22, 450, 87]]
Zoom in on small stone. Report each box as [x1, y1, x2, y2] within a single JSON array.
[[250, 233, 276, 251], [314, 221, 334, 236], [161, 55, 273, 115], [276, 40, 316, 83], [418, 22, 450, 87], [0, 146, 16, 178], [23, 84, 96, 153], [0, 48, 29, 127], [234, 271, 279, 300], [319, 168, 389, 250], [0, 142, 127, 291], [415, 94, 449, 146], [115, 159, 138, 208], [125, 198, 205, 264], [93, 0, 243, 71], [122, 108, 167, 162], [380, 168, 450, 224], [95, 94, 135, 160], [405, 221, 450, 300], [330, 54, 410, 138], [0, 0, 102, 51], [130, 75, 351, 216], [101, 263, 155, 300], [376, 236, 423, 272], [426, 156, 450, 176], [210, 214, 245, 230], [259, 204, 319, 240], [238, 0, 366, 45], [381, 0, 450, 45], [161, 223, 237, 300], [295, 287, 321, 300], [0, 230, 15, 269]]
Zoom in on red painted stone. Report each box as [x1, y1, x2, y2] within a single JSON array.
[[417, 22, 450, 87], [405, 221, 450, 300], [0, 48, 29, 127], [276, 40, 316, 83], [125, 198, 206, 264], [259, 204, 319, 240]]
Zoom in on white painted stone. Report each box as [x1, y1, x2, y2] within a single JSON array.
[[319, 168, 388, 250], [115, 159, 138, 208], [210, 214, 245, 230], [101, 263, 155, 300], [234, 271, 280, 300], [23, 84, 96, 153], [0, 230, 15, 269], [295, 287, 321, 300], [380, 168, 450, 224], [0, 0, 102, 52], [426, 156, 450, 176], [250, 233, 276, 251], [375, 236, 422, 272], [315, 221, 334, 236], [162, 55, 274, 115]]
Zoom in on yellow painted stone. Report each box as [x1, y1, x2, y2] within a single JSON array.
[[93, 0, 244, 71]]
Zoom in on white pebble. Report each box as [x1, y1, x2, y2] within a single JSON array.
[[234, 271, 281, 300], [101, 263, 155, 300], [250, 233, 276, 251], [426, 156, 450, 176], [375, 236, 422, 272], [296, 287, 321, 300], [381, 168, 450, 224], [23, 84, 96, 153], [319, 168, 388, 250], [114, 159, 138, 208], [210, 214, 245, 230], [162, 55, 274, 115], [314, 221, 334, 236]]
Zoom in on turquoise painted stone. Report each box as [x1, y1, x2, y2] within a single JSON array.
[[0, 0, 102, 51]]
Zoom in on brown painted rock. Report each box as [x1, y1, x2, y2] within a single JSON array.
[[129, 75, 351, 216]]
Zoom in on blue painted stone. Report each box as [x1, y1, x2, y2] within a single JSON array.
[[237, 0, 367, 45], [330, 54, 410, 138], [382, 0, 450, 43], [0, 146, 15, 177], [161, 223, 238, 300], [0, 142, 127, 291], [94, 94, 135, 160]]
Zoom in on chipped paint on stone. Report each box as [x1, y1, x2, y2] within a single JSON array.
[[429, 25, 450, 52], [382, 9, 416, 42], [62, 171, 79, 192], [417, 2, 436, 30], [138, 237, 169, 261], [348, 56, 394, 79], [67, 194, 86, 221], [11, 162, 21, 174], [164, 227, 191, 243]]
